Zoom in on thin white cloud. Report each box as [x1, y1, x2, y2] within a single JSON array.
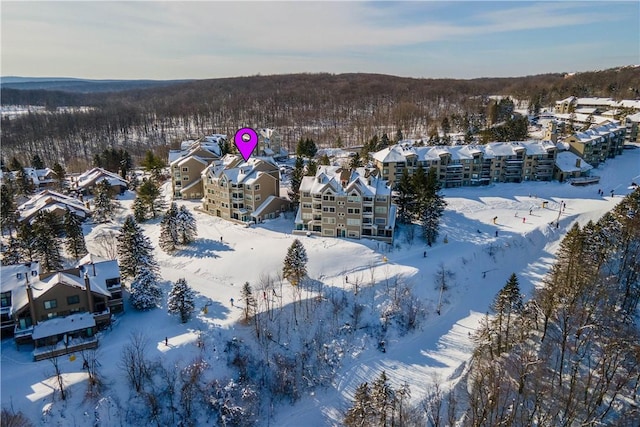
[[0, 1, 636, 79]]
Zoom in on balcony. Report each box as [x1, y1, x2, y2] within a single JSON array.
[[14, 325, 34, 338], [93, 308, 111, 325]]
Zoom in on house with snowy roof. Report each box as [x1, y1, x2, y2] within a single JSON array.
[[71, 167, 128, 195], [202, 155, 290, 223], [169, 135, 225, 199], [294, 166, 396, 242], [0, 167, 57, 190], [16, 189, 91, 224], [0, 255, 122, 360], [554, 151, 594, 183]]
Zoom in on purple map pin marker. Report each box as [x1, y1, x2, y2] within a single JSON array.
[[234, 128, 259, 161]]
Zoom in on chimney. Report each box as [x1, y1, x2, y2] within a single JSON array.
[[84, 273, 94, 314], [575, 158, 581, 168], [26, 283, 38, 327]]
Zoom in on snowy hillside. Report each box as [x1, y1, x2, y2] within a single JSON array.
[[2, 146, 639, 426]]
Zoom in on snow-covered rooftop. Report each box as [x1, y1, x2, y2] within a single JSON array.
[[555, 151, 594, 173], [32, 312, 96, 340]]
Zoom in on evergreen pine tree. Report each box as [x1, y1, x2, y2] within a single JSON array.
[[167, 278, 195, 322], [133, 197, 147, 223], [1, 184, 18, 236], [371, 371, 395, 426], [130, 266, 162, 310], [31, 154, 44, 170], [63, 209, 87, 260], [176, 205, 197, 245], [52, 162, 67, 192], [349, 152, 363, 169], [288, 156, 305, 208], [1, 236, 22, 265], [117, 215, 158, 280], [395, 169, 414, 223], [119, 149, 132, 179], [16, 222, 37, 262], [491, 273, 524, 353], [32, 211, 63, 272], [241, 281, 256, 323], [93, 180, 117, 223], [420, 168, 447, 245], [378, 133, 390, 150], [159, 202, 179, 252], [395, 129, 404, 143], [282, 239, 308, 286], [137, 179, 162, 219], [319, 154, 331, 166], [140, 150, 165, 180], [305, 159, 318, 177], [8, 157, 22, 172], [344, 382, 373, 427], [16, 167, 35, 196]]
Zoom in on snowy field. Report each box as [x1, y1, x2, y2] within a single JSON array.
[[2, 146, 639, 426]]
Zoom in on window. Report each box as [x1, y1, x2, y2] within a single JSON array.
[[1, 292, 10, 308], [302, 213, 312, 220], [323, 195, 335, 201], [322, 207, 336, 213], [31, 270, 38, 276], [67, 295, 80, 305], [338, 212, 345, 217], [183, 176, 189, 181], [347, 208, 360, 214], [302, 192, 311, 198], [182, 167, 189, 172], [254, 184, 260, 190], [347, 218, 361, 226], [323, 229, 333, 236], [302, 203, 312, 209], [323, 217, 336, 224], [337, 201, 345, 206], [376, 196, 387, 202], [375, 218, 386, 225], [375, 206, 387, 214], [44, 299, 57, 310], [16, 273, 22, 280], [347, 195, 361, 203], [255, 195, 261, 202]]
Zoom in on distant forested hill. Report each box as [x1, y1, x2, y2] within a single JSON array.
[[1, 67, 638, 171]]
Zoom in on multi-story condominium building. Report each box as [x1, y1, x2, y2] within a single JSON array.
[[625, 112, 640, 144], [294, 166, 396, 242], [555, 97, 640, 115], [202, 155, 289, 223], [563, 121, 626, 167], [372, 140, 557, 188], [169, 135, 225, 199], [257, 128, 287, 158], [0, 255, 122, 360]]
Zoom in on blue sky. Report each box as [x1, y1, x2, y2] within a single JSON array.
[[1, 1, 638, 80]]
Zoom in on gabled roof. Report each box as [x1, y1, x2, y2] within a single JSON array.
[[76, 168, 128, 190], [17, 190, 90, 223], [555, 151, 594, 173], [203, 155, 278, 186]]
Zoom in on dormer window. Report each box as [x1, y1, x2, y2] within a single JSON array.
[[16, 273, 22, 280], [31, 270, 38, 276]]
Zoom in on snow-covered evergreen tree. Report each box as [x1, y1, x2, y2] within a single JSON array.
[[130, 265, 162, 310], [241, 281, 256, 323], [420, 168, 447, 245], [32, 211, 63, 272], [344, 382, 373, 426], [93, 180, 117, 223], [63, 209, 87, 260], [16, 222, 36, 262], [282, 239, 308, 286], [167, 278, 195, 322], [1, 236, 22, 265], [176, 205, 197, 245], [159, 202, 179, 252], [132, 197, 147, 223], [117, 215, 158, 280]]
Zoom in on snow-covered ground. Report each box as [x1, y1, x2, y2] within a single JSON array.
[[2, 146, 639, 426]]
